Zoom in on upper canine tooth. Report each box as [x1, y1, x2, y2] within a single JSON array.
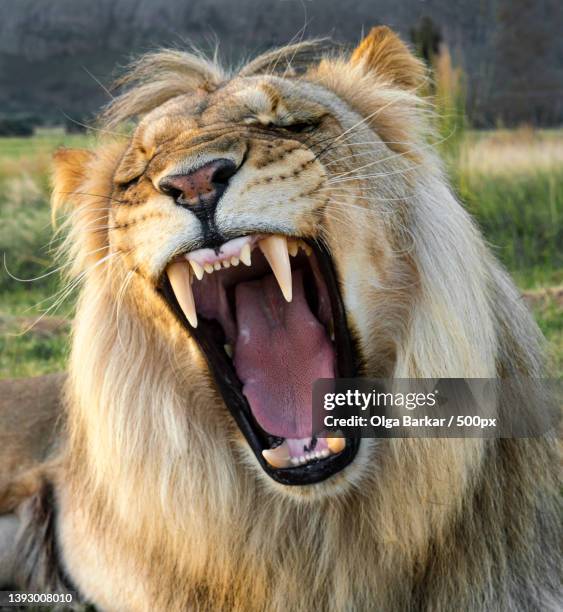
[[240, 243, 252, 266], [167, 262, 198, 328], [327, 435, 346, 455], [188, 260, 204, 281], [258, 235, 292, 302], [204, 264, 214, 274], [262, 442, 291, 469]]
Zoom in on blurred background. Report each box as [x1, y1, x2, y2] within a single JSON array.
[[1, 0, 561, 378]]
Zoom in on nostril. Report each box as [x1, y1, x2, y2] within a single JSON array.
[[159, 158, 239, 206], [211, 159, 238, 186], [160, 184, 183, 201]]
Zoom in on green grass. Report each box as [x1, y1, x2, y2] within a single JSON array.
[[0, 320, 69, 378], [457, 169, 562, 288], [0, 127, 92, 160], [0, 129, 561, 379]]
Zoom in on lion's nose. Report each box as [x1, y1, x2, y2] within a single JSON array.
[[159, 159, 238, 215]]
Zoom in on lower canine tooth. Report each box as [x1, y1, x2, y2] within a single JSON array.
[[262, 442, 291, 469], [259, 235, 292, 302], [327, 436, 346, 454], [167, 262, 198, 328]]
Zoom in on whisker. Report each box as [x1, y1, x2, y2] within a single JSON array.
[[2, 244, 110, 283], [11, 250, 125, 336], [60, 111, 128, 138], [56, 191, 127, 205]]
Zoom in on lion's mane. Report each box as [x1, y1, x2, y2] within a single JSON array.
[[8, 27, 561, 611]]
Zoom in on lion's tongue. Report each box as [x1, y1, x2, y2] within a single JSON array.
[[234, 270, 335, 438]]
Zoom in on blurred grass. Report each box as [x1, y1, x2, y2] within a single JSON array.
[[0, 127, 561, 378], [0, 126, 93, 161], [456, 131, 563, 287]]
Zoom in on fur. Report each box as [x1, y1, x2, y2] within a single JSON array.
[[3, 27, 560, 610]]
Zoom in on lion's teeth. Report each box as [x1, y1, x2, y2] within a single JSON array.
[[231, 256, 239, 266], [327, 435, 346, 454], [262, 442, 291, 469], [167, 262, 198, 328], [240, 243, 252, 266], [300, 241, 312, 256], [258, 235, 292, 302], [188, 260, 204, 281], [213, 261, 222, 271], [204, 263, 214, 274], [223, 260, 231, 268], [288, 240, 299, 257]]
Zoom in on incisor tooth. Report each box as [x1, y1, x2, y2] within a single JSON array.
[[300, 241, 312, 256], [259, 235, 292, 302], [223, 260, 231, 268], [189, 260, 204, 281], [327, 436, 346, 454], [240, 243, 252, 266], [213, 261, 222, 271], [262, 442, 291, 469], [231, 256, 239, 266], [288, 240, 299, 257], [204, 264, 214, 274], [167, 262, 198, 328]]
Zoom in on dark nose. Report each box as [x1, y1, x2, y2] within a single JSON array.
[[159, 158, 238, 219]]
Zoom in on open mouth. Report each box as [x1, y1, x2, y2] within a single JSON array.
[[159, 234, 359, 486]]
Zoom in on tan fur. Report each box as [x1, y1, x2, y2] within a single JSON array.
[[350, 26, 426, 90], [0, 374, 63, 512], [4, 28, 560, 610]]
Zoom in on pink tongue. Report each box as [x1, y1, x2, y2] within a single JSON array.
[[234, 270, 335, 438]]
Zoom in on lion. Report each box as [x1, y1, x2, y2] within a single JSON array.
[[0, 26, 560, 611]]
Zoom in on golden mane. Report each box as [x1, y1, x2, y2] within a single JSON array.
[[3, 27, 560, 611]]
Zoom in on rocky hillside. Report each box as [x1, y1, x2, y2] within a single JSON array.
[[0, 0, 561, 126]]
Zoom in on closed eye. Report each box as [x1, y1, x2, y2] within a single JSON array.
[[283, 122, 317, 134]]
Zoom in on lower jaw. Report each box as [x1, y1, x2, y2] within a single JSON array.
[[160, 239, 360, 486]]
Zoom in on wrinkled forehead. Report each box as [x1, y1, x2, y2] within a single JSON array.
[[136, 75, 336, 149]]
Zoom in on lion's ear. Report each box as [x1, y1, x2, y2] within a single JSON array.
[[52, 148, 94, 212], [350, 26, 425, 90]]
